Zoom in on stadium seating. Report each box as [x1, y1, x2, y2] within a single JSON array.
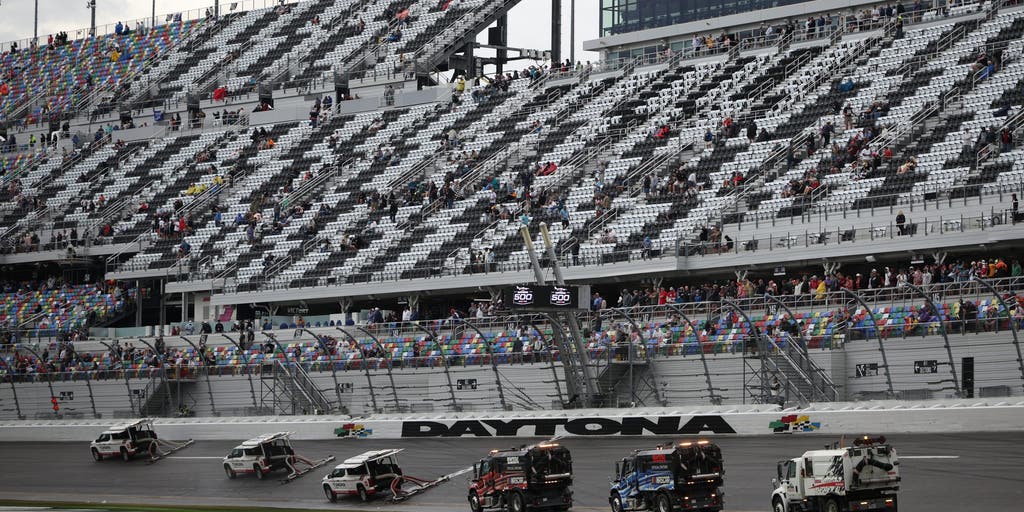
[[0, 284, 134, 335], [0, 1, 1020, 294], [3, 286, 1020, 376], [0, 20, 201, 126]]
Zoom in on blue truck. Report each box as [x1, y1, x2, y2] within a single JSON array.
[[609, 441, 724, 512]]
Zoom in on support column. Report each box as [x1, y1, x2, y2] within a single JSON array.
[[221, 334, 259, 411], [158, 280, 166, 334], [901, 283, 961, 397], [135, 280, 143, 327], [88, 0, 96, 38], [840, 288, 895, 397], [569, 0, 575, 64], [410, 323, 460, 411], [462, 320, 508, 411], [970, 277, 1024, 393], [352, 326, 402, 411], [496, 15, 508, 75], [335, 328, 379, 413], [338, 298, 353, 324], [550, 0, 562, 65]]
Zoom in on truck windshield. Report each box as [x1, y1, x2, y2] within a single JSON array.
[[227, 449, 244, 459]]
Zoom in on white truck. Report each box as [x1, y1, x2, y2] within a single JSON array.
[[772, 436, 899, 512], [224, 432, 334, 481], [322, 449, 404, 502], [90, 419, 161, 462]]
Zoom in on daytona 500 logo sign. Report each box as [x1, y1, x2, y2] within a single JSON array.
[[400, 416, 736, 437]]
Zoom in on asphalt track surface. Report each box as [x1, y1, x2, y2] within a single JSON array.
[[0, 434, 1021, 512]]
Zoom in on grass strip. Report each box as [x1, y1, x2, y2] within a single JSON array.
[[0, 499, 365, 512]]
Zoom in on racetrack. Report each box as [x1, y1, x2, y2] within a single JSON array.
[[0, 434, 1021, 512]]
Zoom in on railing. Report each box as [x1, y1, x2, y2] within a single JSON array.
[[587, 207, 619, 238], [627, 138, 695, 197], [870, 99, 938, 151], [0, 206, 48, 249], [747, 79, 776, 103], [685, 210, 1014, 260], [279, 359, 333, 414], [977, 108, 1024, 168], [283, 157, 350, 209], [409, 0, 520, 69], [104, 133, 231, 273], [772, 333, 841, 401]]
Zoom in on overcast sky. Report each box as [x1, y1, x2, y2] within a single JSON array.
[[0, 0, 599, 66]]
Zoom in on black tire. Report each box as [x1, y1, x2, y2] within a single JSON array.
[[610, 494, 625, 512], [469, 492, 483, 512], [655, 493, 672, 512], [324, 484, 337, 503], [509, 492, 526, 512], [120, 448, 130, 462], [773, 497, 786, 512], [823, 498, 841, 512], [890, 495, 898, 512], [224, 464, 236, 479], [357, 484, 369, 502], [91, 448, 102, 462], [254, 464, 264, 480]]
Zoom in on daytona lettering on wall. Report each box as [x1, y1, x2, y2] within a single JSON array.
[[399, 416, 737, 438]]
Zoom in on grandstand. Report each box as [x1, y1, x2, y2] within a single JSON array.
[[1, 0, 1024, 420]]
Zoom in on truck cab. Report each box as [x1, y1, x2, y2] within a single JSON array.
[[772, 436, 899, 512], [468, 443, 573, 512], [322, 449, 403, 502], [223, 432, 297, 479], [90, 419, 159, 462], [610, 440, 724, 512]]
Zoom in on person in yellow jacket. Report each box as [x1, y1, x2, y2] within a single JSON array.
[[815, 280, 827, 300]]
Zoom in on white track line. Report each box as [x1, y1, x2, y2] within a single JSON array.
[[163, 456, 223, 459], [900, 455, 960, 459]]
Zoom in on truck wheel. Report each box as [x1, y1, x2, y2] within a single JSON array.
[[823, 498, 840, 512], [224, 464, 236, 479], [655, 493, 672, 512], [254, 464, 264, 480], [324, 484, 337, 503], [468, 492, 483, 512], [509, 492, 525, 512], [120, 448, 131, 462], [357, 484, 369, 502], [610, 494, 625, 512], [91, 448, 103, 462], [773, 497, 786, 512]]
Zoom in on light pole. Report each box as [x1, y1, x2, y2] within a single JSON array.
[[87, 0, 97, 38]]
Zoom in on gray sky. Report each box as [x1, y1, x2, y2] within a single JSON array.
[[0, 0, 598, 65]]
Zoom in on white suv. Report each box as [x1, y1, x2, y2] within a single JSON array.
[[323, 449, 403, 502], [223, 432, 297, 479], [90, 419, 159, 462]]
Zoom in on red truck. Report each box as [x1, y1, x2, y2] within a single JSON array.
[[469, 443, 574, 512]]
